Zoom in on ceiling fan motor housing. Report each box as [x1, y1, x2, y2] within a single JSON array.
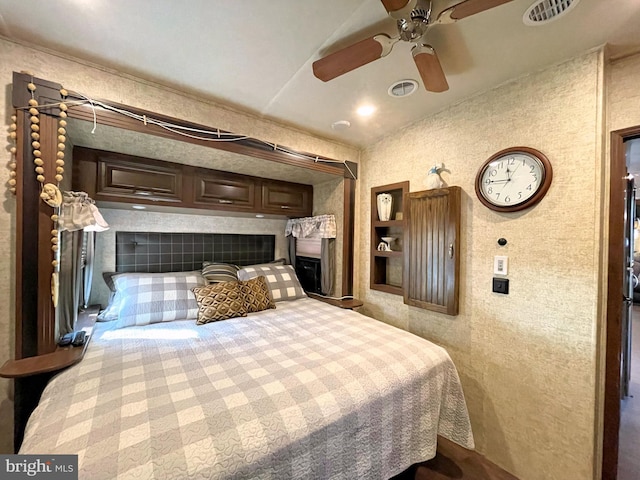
[[397, 0, 432, 42]]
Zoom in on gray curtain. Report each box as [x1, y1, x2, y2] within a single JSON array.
[[83, 231, 95, 308], [288, 236, 296, 266], [58, 230, 84, 335], [321, 238, 335, 296]]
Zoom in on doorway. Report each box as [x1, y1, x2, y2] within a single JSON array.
[[603, 127, 640, 479]]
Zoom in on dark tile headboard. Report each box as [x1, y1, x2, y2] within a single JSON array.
[[115, 232, 276, 273]]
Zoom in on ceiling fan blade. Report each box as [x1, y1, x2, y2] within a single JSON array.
[[412, 44, 449, 93], [438, 0, 513, 23], [380, 0, 411, 13], [381, 0, 418, 20], [312, 34, 394, 82]]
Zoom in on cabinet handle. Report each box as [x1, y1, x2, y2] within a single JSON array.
[[218, 199, 233, 204], [280, 205, 291, 209], [449, 244, 454, 259]]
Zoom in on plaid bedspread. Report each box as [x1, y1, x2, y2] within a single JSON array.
[[20, 298, 473, 479]]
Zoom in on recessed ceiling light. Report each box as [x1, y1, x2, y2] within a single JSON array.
[[356, 105, 376, 117], [388, 79, 418, 98], [132, 205, 146, 210], [331, 120, 351, 130], [523, 0, 580, 26], [255, 214, 265, 218]]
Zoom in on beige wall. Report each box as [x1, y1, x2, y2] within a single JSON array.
[[0, 36, 358, 453], [609, 52, 640, 131], [356, 50, 605, 479]]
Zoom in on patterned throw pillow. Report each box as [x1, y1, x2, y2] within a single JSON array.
[[201, 262, 240, 284], [237, 264, 306, 302], [112, 271, 206, 328], [239, 276, 276, 313], [192, 281, 248, 325]]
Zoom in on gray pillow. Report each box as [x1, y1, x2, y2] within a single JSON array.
[[201, 262, 240, 284], [111, 271, 206, 328], [237, 264, 306, 302]]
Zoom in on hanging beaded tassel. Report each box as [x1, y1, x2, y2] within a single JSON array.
[[7, 113, 18, 194], [27, 80, 68, 272]]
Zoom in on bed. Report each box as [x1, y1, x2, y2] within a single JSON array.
[[19, 267, 473, 479]]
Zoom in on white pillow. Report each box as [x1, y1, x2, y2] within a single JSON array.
[[110, 271, 206, 328], [237, 264, 306, 302]]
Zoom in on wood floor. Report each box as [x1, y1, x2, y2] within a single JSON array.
[[392, 437, 518, 480], [618, 306, 640, 479]]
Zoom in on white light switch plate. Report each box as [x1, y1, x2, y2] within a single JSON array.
[[494, 255, 508, 275]]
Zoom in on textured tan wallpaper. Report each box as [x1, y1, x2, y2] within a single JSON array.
[[0, 36, 358, 454], [610, 53, 640, 131], [357, 51, 604, 479]]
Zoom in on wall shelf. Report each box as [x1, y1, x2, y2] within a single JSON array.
[[370, 181, 409, 295]]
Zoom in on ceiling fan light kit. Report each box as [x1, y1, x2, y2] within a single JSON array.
[[312, 0, 515, 92]]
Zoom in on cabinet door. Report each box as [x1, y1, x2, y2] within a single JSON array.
[[403, 187, 461, 315], [193, 170, 257, 211], [96, 154, 182, 203], [261, 180, 313, 217]]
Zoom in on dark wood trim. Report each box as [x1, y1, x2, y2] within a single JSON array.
[[603, 125, 640, 479], [15, 109, 40, 360], [0, 310, 97, 378], [342, 176, 356, 296], [11, 72, 350, 179], [14, 108, 26, 361], [37, 113, 58, 355], [65, 96, 348, 178], [370, 181, 409, 296], [307, 293, 363, 309]]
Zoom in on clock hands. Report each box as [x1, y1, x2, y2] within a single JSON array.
[[486, 179, 509, 184]]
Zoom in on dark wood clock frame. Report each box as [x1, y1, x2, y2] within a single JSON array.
[[474, 146, 553, 213]]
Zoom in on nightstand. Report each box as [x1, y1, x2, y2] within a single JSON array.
[[307, 293, 363, 310]]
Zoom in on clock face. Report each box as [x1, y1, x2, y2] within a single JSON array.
[[475, 147, 552, 212]]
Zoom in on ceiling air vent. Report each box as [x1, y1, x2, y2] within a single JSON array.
[[388, 79, 418, 98], [523, 0, 580, 26]]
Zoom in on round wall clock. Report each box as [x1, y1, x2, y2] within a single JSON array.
[[475, 146, 552, 213]]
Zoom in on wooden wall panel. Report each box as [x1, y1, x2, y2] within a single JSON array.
[[403, 187, 461, 315]]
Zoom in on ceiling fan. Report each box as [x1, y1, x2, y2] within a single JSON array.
[[312, 0, 513, 92]]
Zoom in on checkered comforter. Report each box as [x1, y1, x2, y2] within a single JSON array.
[[20, 298, 474, 479]]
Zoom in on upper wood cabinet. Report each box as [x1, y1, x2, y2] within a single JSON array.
[[73, 147, 312, 217], [94, 152, 183, 203], [191, 168, 258, 211], [403, 186, 461, 315], [261, 180, 313, 217]]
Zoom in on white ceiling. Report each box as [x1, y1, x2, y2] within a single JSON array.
[[1, 0, 640, 147]]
